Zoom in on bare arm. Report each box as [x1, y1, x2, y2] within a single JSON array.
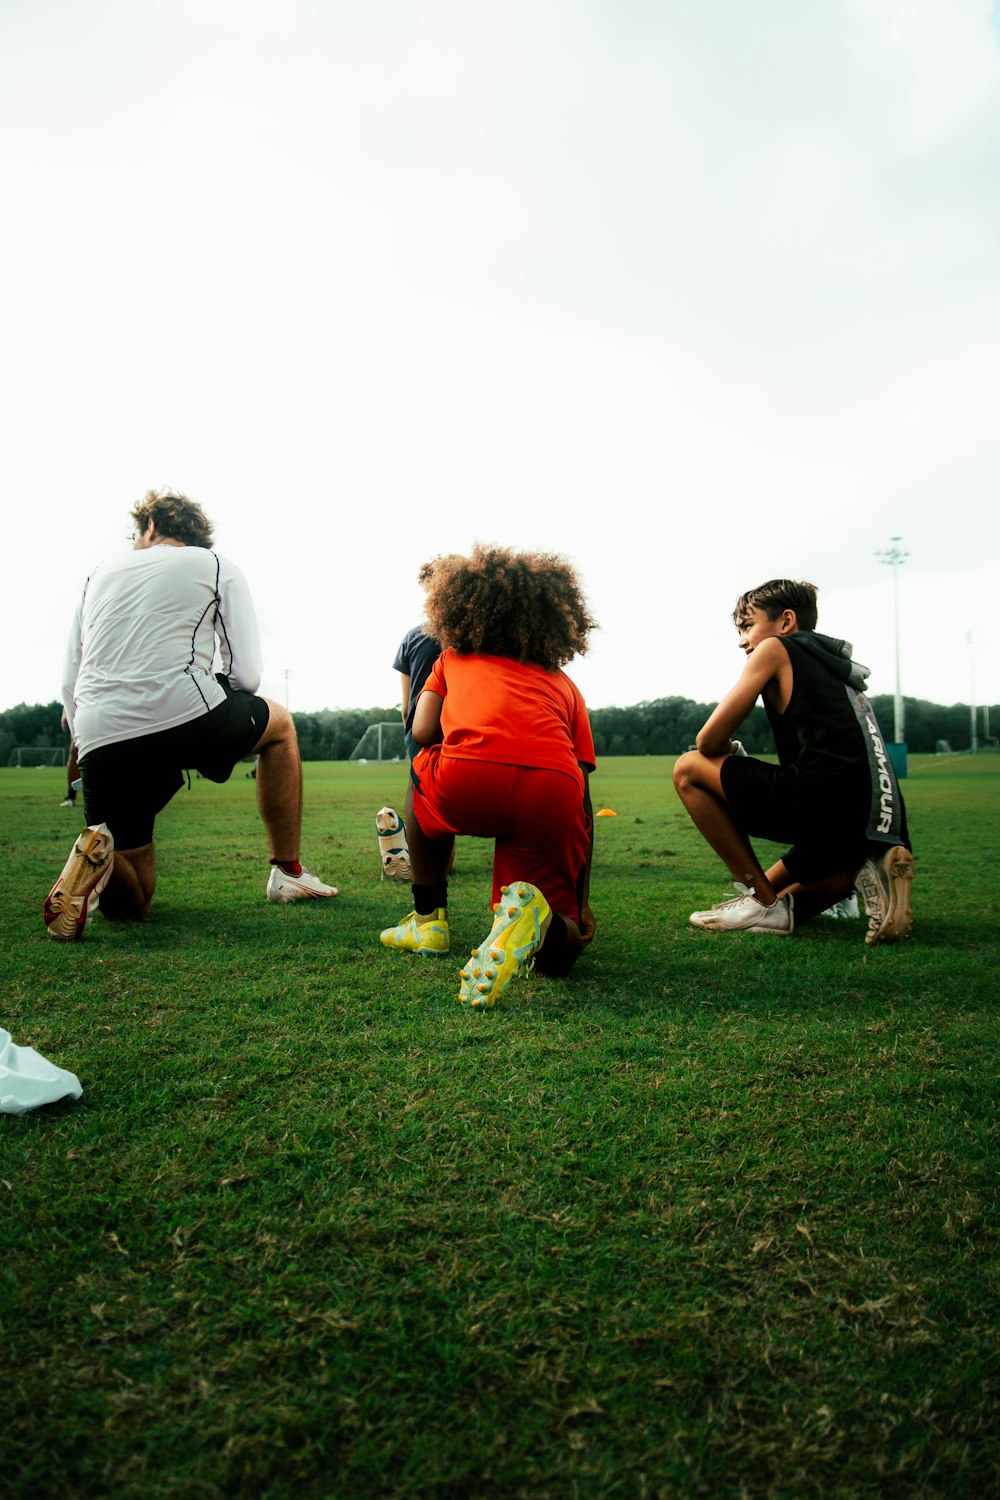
[[412, 689, 444, 747], [399, 673, 411, 725], [696, 638, 787, 758], [217, 557, 263, 693], [61, 588, 86, 740]]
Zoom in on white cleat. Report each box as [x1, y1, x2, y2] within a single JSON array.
[[376, 806, 411, 881], [266, 866, 339, 903], [45, 823, 115, 941]]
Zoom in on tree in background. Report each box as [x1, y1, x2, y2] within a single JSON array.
[[1, 696, 996, 763]]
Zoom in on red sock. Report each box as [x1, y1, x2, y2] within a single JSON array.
[[271, 858, 302, 877]]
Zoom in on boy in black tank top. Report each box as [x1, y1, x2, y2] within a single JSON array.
[[673, 579, 913, 944]]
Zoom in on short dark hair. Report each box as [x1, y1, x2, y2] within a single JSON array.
[[420, 544, 597, 671], [733, 579, 818, 632], [130, 489, 214, 549]]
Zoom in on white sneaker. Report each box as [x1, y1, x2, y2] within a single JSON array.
[[375, 806, 411, 881], [820, 893, 860, 920], [266, 866, 339, 903], [690, 883, 794, 935]]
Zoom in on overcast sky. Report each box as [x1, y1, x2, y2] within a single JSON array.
[[3, 0, 998, 724]]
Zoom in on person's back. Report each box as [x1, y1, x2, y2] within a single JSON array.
[[428, 649, 589, 781], [47, 487, 336, 941], [72, 545, 259, 755], [380, 544, 598, 1007], [766, 632, 868, 768]]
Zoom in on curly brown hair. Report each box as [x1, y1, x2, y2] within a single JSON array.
[[419, 544, 597, 671], [130, 489, 215, 549]]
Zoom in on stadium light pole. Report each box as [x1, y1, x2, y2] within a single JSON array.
[[967, 632, 978, 755], [877, 536, 908, 743]]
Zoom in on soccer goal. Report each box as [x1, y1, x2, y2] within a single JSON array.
[[348, 722, 406, 763], [8, 746, 66, 767]]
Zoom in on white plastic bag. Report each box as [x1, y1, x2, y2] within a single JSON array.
[[0, 1028, 83, 1115]]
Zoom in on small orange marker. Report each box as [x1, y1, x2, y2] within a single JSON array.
[[596, 808, 618, 817]]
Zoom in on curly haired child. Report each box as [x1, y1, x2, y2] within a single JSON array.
[[380, 543, 598, 1007]]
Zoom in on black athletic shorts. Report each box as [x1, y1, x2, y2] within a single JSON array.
[[80, 683, 270, 850], [720, 754, 869, 887]]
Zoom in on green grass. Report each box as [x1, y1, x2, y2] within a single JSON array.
[[2, 755, 998, 1498]]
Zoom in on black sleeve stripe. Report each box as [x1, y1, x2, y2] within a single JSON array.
[[184, 552, 224, 712]]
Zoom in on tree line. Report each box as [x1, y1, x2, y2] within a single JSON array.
[[2, 694, 995, 766]]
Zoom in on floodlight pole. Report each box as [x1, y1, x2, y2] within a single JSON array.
[[877, 537, 908, 743], [967, 632, 978, 754], [284, 668, 291, 710]]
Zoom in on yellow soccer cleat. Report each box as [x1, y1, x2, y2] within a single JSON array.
[[458, 882, 550, 1008], [380, 909, 450, 956]]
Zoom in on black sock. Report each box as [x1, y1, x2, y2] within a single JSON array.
[[412, 883, 447, 914], [534, 914, 575, 978]]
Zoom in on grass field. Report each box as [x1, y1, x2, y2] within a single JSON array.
[[2, 755, 998, 1499]]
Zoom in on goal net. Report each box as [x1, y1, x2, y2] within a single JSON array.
[[8, 746, 66, 767], [348, 722, 406, 763]]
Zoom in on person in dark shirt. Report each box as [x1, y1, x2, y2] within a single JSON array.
[[393, 622, 443, 761], [673, 578, 913, 944]]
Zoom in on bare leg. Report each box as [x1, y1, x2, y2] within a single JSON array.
[[100, 842, 156, 919], [673, 751, 778, 904], [251, 701, 304, 862], [404, 782, 454, 899]]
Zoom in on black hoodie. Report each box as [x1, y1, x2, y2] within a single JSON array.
[[768, 632, 906, 848]]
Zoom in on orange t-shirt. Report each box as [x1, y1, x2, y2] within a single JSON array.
[[423, 649, 595, 778]]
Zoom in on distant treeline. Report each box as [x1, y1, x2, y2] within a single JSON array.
[[3, 695, 996, 764]]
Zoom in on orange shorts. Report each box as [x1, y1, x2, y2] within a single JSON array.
[[411, 747, 590, 920]]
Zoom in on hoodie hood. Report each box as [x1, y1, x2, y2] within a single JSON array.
[[791, 631, 872, 693]]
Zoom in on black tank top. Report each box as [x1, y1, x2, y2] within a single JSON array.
[[765, 635, 869, 787]]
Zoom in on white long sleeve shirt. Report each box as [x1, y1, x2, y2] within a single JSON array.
[[63, 545, 263, 756]]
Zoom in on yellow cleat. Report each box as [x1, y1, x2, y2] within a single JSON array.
[[380, 909, 449, 956], [457, 882, 550, 1008]]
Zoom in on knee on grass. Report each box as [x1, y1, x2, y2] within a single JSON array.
[[533, 913, 584, 979], [100, 851, 155, 920]]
